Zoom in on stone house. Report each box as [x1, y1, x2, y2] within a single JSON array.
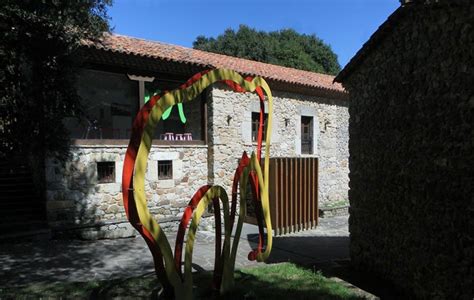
[[45, 33, 349, 239], [334, 0, 472, 298]]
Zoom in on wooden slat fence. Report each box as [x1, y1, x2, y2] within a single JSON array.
[[246, 157, 318, 236]]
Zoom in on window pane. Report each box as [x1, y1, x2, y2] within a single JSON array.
[[97, 161, 115, 183], [65, 69, 138, 139], [251, 112, 268, 142], [301, 116, 313, 154], [158, 160, 173, 180]]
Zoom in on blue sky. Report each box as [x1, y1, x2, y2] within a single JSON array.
[[108, 0, 399, 69]]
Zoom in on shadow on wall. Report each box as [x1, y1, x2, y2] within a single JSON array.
[[46, 151, 130, 240]]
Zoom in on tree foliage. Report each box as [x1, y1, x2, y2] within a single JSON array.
[[193, 25, 341, 75], [0, 0, 111, 163]]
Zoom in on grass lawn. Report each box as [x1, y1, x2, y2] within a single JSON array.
[[323, 200, 349, 208], [0, 263, 366, 299]]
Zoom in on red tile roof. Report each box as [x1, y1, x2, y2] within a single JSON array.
[[83, 34, 346, 96]]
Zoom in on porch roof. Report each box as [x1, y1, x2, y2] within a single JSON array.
[[82, 33, 347, 99]]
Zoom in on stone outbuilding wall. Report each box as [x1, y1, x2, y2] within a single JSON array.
[[336, 1, 473, 298]]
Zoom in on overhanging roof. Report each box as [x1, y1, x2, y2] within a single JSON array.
[[82, 34, 347, 99]]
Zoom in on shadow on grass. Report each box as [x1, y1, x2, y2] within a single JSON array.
[[209, 263, 365, 300], [0, 263, 365, 300], [245, 233, 406, 299]]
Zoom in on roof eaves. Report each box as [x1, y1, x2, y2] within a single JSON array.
[[83, 34, 346, 96], [83, 42, 213, 69]]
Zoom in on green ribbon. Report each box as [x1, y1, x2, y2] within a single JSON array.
[[145, 89, 187, 124]]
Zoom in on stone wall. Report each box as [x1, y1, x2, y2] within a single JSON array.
[[45, 144, 210, 239], [209, 84, 349, 206], [340, 1, 473, 298]]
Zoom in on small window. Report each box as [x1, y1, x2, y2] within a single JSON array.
[[251, 112, 268, 142], [97, 162, 115, 183], [301, 116, 314, 154], [158, 160, 173, 180]]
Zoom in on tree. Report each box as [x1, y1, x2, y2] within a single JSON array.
[[193, 25, 341, 75], [0, 0, 111, 165]]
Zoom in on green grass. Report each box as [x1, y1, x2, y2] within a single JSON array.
[[0, 263, 365, 299], [323, 200, 349, 209], [219, 263, 365, 300]]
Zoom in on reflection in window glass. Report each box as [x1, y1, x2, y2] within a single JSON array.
[[65, 70, 206, 142], [251, 112, 268, 142], [301, 116, 314, 154], [65, 69, 138, 139]]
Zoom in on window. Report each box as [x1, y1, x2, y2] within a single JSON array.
[[158, 160, 173, 180], [97, 162, 115, 183], [68, 69, 207, 143], [301, 116, 314, 154], [66, 69, 138, 139], [251, 112, 268, 142]]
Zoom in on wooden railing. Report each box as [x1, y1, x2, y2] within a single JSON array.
[[246, 157, 319, 236]]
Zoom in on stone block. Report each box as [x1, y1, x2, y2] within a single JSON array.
[[115, 160, 124, 183], [146, 160, 158, 181], [96, 183, 121, 194], [106, 204, 119, 213], [151, 152, 179, 161], [157, 179, 174, 189]]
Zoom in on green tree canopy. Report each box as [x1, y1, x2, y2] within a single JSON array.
[[0, 0, 111, 165], [193, 25, 341, 75]]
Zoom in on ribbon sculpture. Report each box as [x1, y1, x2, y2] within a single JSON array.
[[145, 91, 187, 124], [122, 69, 273, 299]]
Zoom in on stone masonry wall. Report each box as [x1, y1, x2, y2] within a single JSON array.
[[208, 85, 349, 206], [341, 1, 473, 298], [45, 145, 210, 239]]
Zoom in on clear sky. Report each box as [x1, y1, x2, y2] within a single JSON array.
[[108, 0, 399, 69]]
